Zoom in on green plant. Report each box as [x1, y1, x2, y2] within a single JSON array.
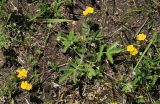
[[132, 50, 160, 89], [29, 0, 73, 21], [57, 18, 123, 84], [59, 57, 102, 84], [0, 32, 10, 49], [121, 31, 160, 103], [0, 0, 10, 49], [61, 29, 78, 53], [0, 83, 17, 98], [28, 54, 38, 66], [106, 42, 123, 64], [44, 19, 73, 23], [0, 75, 18, 98]]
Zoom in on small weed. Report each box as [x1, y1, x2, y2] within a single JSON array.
[[0, 32, 10, 49], [57, 16, 122, 84]]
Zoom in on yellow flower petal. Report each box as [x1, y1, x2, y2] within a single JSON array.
[[85, 7, 94, 13], [16, 69, 21, 73], [137, 33, 146, 41], [127, 45, 138, 55], [127, 45, 134, 52], [20, 81, 27, 89], [83, 11, 88, 16], [130, 48, 138, 55], [16, 69, 28, 79], [20, 81, 32, 91], [82, 6, 94, 16], [26, 83, 32, 91]]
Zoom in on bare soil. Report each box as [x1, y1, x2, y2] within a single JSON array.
[[0, 0, 160, 103]]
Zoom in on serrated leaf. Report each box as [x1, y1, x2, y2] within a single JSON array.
[[62, 29, 76, 53], [107, 42, 119, 51], [122, 82, 133, 93], [87, 67, 96, 79], [82, 22, 90, 35], [106, 53, 114, 64], [69, 29, 74, 40], [97, 44, 104, 61], [147, 16, 154, 30], [72, 69, 77, 83], [59, 71, 72, 84], [106, 42, 122, 64], [63, 41, 71, 53]]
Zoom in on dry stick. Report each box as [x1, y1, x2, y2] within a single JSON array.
[[132, 0, 137, 8], [25, 98, 30, 104], [134, 17, 149, 39], [104, 72, 116, 81], [147, 92, 154, 103]]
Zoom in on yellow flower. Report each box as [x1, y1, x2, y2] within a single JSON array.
[[127, 45, 135, 52], [20, 81, 32, 91], [130, 48, 138, 55], [137, 33, 146, 41], [83, 6, 94, 16], [85, 7, 94, 13], [16, 69, 28, 79], [83, 11, 88, 16], [127, 45, 138, 55]]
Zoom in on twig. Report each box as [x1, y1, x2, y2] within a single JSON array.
[[58, 63, 68, 68], [25, 98, 30, 104], [134, 17, 149, 39], [104, 72, 116, 81], [132, 0, 137, 8]]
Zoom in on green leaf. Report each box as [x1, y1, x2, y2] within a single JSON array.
[[107, 42, 119, 51], [97, 44, 104, 62], [106, 53, 114, 64], [82, 22, 90, 35], [106, 42, 122, 64], [68, 29, 75, 41], [87, 67, 96, 80], [44, 19, 73, 23], [63, 40, 71, 53], [146, 75, 158, 86], [109, 48, 123, 54], [59, 71, 72, 84], [0, 33, 10, 49], [72, 70, 77, 83], [122, 82, 133, 93], [147, 16, 154, 30], [62, 29, 76, 53]]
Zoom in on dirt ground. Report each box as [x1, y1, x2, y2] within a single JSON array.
[[0, 0, 160, 104]]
